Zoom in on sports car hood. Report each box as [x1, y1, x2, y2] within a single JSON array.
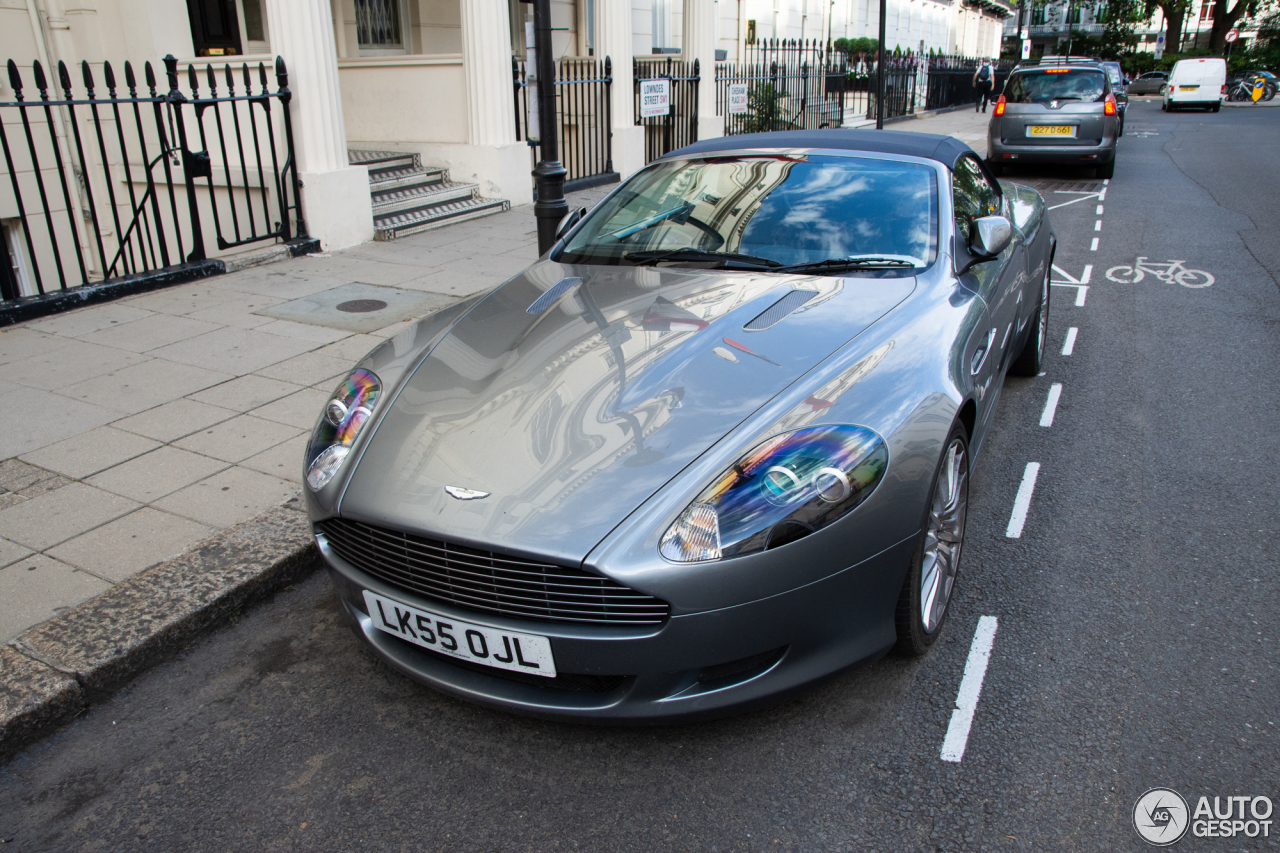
[[339, 261, 914, 564]]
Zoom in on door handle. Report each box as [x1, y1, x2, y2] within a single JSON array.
[[971, 328, 996, 375]]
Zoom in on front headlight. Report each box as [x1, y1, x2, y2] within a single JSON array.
[[659, 425, 888, 563], [305, 369, 381, 491]]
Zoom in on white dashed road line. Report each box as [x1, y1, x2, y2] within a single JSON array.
[[1096, 205, 1104, 215], [1005, 462, 1041, 539], [1090, 237, 1099, 251], [1094, 220, 1102, 231], [1039, 383, 1063, 427], [1062, 327, 1078, 355], [940, 616, 1000, 763]]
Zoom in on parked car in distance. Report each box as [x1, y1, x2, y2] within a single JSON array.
[[1129, 71, 1169, 95], [303, 129, 1057, 722], [1164, 57, 1227, 111], [1100, 61, 1129, 133], [987, 60, 1120, 179]]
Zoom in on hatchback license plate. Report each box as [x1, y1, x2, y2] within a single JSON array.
[[363, 590, 558, 677], [1028, 125, 1076, 137]]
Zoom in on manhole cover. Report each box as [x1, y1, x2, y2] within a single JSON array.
[[336, 299, 388, 313]]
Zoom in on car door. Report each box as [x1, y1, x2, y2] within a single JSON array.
[[952, 156, 1023, 428]]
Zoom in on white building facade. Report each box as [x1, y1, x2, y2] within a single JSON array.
[[2, 0, 1006, 263]]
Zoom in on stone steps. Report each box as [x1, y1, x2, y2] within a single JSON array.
[[348, 149, 510, 241]]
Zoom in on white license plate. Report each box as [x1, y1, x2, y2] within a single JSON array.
[[363, 590, 557, 677]]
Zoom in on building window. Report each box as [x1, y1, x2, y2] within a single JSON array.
[[652, 0, 671, 49], [1031, 3, 1045, 25], [1, 220, 33, 300], [185, 0, 268, 56], [357, 0, 406, 50], [1065, 4, 1082, 23], [1199, 2, 1214, 19], [747, 18, 757, 42]]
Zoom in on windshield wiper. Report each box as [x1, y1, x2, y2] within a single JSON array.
[[625, 249, 781, 268], [608, 202, 696, 240], [772, 257, 918, 274]]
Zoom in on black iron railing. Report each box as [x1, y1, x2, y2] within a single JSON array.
[[513, 56, 615, 191], [923, 55, 1015, 111], [870, 57, 922, 122], [0, 53, 303, 305], [633, 57, 699, 162], [716, 40, 851, 135]]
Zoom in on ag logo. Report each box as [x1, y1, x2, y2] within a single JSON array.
[[1134, 788, 1190, 846]]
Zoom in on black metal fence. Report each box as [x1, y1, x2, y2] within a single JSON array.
[[0, 54, 304, 306], [923, 55, 1015, 111], [633, 57, 700, 162], [716, 40, 852, 135], [713, 44, 1014, 134], [513, 56, 616, 191]]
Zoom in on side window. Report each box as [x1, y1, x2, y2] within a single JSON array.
[[952, 157, 998, 242]]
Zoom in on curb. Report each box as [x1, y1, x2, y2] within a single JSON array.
[[0, 498, 319, 763], [883, 103, 979, 125]]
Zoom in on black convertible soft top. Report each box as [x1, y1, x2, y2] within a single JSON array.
[[662, 129, 978, 172]]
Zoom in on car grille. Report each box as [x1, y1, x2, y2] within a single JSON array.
[[318, 518, 670, 626]]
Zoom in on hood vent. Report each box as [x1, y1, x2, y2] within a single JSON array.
[[527, 277, 582, 314], [744, 289, 818, 330]]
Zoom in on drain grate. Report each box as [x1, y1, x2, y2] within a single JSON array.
[[1033, 180, 1104, 192]]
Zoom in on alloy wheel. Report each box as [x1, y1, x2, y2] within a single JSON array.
[[919, 438, 968, 633]]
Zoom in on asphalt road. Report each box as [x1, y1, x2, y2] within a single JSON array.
[[3, 100, 1279, 853]]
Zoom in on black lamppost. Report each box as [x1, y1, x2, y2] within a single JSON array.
[[875, 0, 887, 129], [529, 0, 567, 254]]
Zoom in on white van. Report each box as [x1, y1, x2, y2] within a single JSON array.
[[1163, 58, 1227, 112]]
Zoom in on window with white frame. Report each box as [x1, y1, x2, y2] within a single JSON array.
[[357, 0, 410, 53], [652, 0, 672, 49], [186, 0, 269, 56], [2, 220, 33, 299]]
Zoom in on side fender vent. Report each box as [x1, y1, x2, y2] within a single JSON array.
[[744, 289, 818, 330], [527, 277, 582, 314]]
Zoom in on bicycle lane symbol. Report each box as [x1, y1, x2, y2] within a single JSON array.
[[1106, 258, 1215, 288]]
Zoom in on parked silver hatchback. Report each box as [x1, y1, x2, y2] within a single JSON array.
[[986, 61, 1119, 179]]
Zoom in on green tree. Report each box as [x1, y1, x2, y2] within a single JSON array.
[[1141, 0, 1190, 56], [1208, 0, 1275, 53], [743, 83, 785, 133]]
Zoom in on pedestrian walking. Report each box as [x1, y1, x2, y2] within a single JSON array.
[[973, 59, 995, 112]]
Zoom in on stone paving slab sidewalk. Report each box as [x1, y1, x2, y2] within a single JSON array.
[[0, 117, 992, 757], [0, 184, 613, 758]]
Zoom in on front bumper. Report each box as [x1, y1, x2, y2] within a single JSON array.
[[318, 529, 916, 722]]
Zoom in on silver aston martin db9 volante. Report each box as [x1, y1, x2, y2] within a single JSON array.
[[304, 129, 1055, 721]]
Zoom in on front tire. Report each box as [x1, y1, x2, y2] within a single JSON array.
[[895, 425, 970, 656], [1010, 261, 1050, 376]]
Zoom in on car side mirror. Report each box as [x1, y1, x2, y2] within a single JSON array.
[[556, 207, 587, 241], [970, 215, 1012, 258]]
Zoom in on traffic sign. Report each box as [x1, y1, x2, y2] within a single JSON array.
[[1225, 29, 1239, 42]]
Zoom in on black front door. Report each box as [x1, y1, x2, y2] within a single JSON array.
[[186, 0, 242, 56]]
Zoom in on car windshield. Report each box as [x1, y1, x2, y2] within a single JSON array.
[[1005, 69, 1108, 103], [556, 154, 937, 274]]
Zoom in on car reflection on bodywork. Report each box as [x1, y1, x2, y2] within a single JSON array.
[[304, 129, 1056, 721]]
